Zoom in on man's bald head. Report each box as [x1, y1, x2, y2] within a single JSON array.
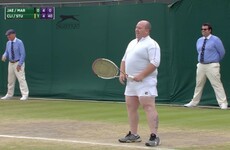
[[135, 20, 151, 40], [139, 20, 152, 31]]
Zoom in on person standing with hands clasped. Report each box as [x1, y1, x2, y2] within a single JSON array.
[[1, 29, 29, 100], [184, 23, 228, 109], [118, 20, 161, 147]]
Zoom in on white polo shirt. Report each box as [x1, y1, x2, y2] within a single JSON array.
[[122, 36, 160, 84]]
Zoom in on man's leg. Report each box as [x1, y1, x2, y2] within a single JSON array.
[[125, 96, 140, 134], [206, 63, 228, 107], [139, 96, 160, 147], [139, 96, 158, 135], [15, 63, 29, 98], [7, 63, 17, 97], [186, 63, 207, 106], [118, 96, 141, 143]]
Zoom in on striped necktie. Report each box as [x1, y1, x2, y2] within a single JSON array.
[[11, 41, 15, 60], [200, 38, 207, 63]]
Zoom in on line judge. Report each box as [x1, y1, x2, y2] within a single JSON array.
[[1, 29, 29, 100]]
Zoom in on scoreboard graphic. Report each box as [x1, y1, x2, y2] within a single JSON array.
[[4, 7, 55, 20]]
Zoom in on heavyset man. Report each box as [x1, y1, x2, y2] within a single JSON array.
[[119, 20, 161, 147]]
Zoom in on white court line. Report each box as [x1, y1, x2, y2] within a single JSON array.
[[0, 134, 175, 150], [25, 97, 224, 109]]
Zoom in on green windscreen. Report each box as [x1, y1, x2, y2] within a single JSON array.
[[0, 0, 229, 106]]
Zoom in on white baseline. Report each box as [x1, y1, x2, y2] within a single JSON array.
[[0, 134, 175, 150]]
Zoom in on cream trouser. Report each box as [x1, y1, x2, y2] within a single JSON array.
[[7, 62, 29, 97], [191, 63, 228, 105]]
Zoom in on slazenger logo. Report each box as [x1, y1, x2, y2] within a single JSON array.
[[56, 15, 80, 30]]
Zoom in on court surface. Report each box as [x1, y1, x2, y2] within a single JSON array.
[[0, 98, 230, 150]]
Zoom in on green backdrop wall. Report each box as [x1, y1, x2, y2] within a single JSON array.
[[0, 0, 229, 106], [168, 0, 230, 105]]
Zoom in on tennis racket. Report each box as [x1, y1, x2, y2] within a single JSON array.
[[92, 58, 133, 80]]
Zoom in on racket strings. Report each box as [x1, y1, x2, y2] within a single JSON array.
[[93, 60, 119, 78]]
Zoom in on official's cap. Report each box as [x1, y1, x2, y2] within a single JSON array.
[[5, 29, 16, 36]]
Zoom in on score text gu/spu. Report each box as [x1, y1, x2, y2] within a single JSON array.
[[6, 14, 54, 19]]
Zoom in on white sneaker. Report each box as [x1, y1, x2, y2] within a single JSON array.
[[184, 101, 197, 107], [20, 96, 28, 101], [1, 95, 12, 100], [220, 103, 228, 110]]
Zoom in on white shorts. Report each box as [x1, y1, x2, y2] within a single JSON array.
[[124, 79, 158, 97]]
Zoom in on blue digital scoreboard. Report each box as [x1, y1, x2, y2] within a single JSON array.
[[4, 7, 55, 20]]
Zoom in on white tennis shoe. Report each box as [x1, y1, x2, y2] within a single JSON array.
[[220, 103, 228, 110], [20, 96, 28, 101], [184, 101, 197, 107], [1, 95, 12, 100]]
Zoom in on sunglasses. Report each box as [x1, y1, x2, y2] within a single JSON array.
[[201, 28, 209, 31]]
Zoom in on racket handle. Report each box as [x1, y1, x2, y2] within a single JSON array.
[[127, 75, 134, 80]]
